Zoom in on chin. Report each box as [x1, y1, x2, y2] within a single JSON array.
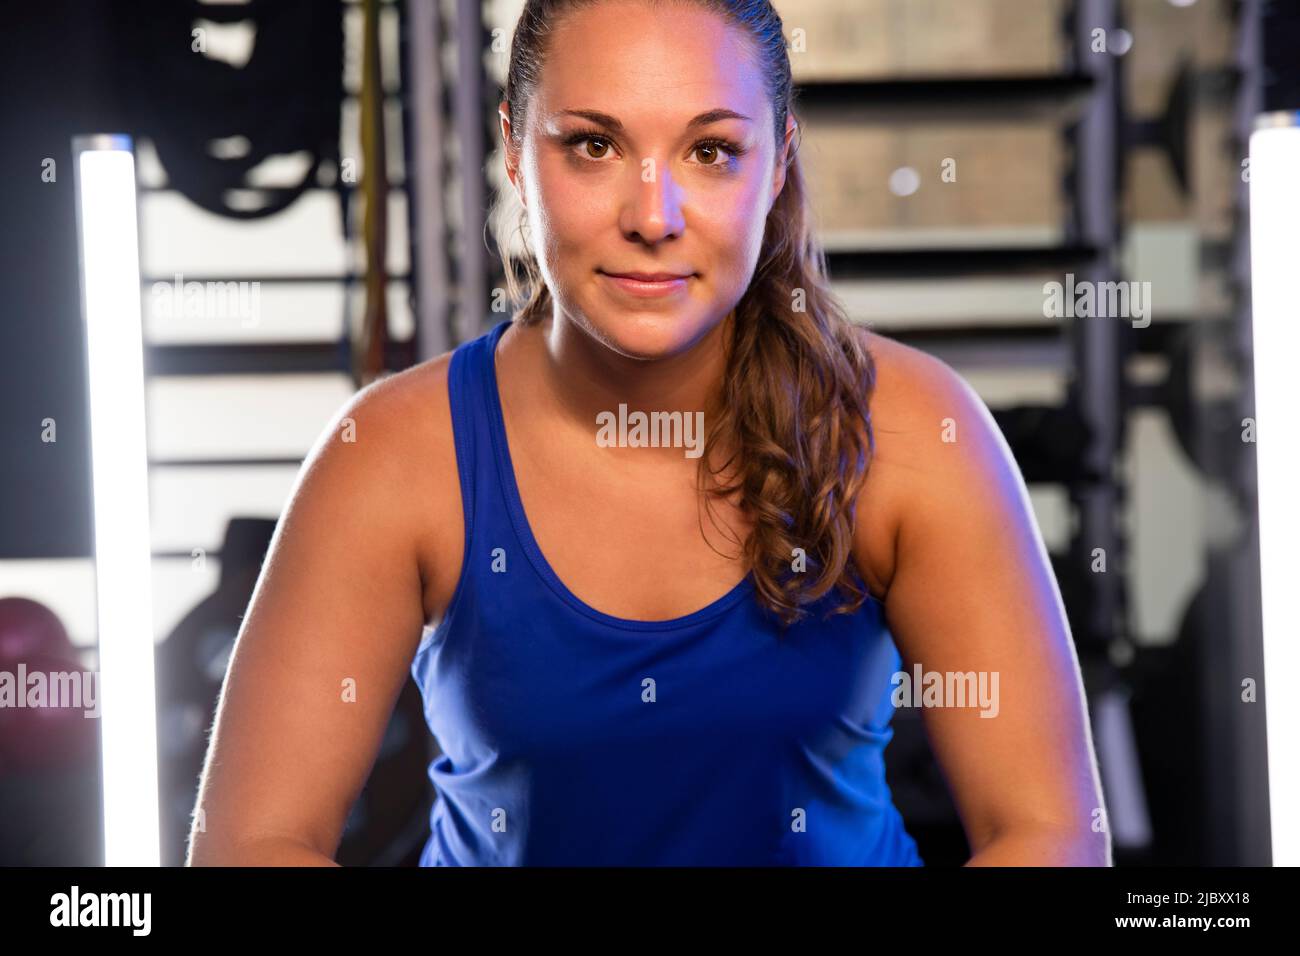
[[584, 309, 713, 361]]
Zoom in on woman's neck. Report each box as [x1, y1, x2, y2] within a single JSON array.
[[528, 308, 734, 454]]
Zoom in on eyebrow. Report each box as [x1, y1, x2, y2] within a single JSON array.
[[554, 108, 752, 134]]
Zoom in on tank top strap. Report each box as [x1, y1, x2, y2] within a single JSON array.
[[445, 319, 514, 561], [426, 321, 517, 634]]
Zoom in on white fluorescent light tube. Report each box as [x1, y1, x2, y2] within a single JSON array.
[[1248, 110, 1300, 868], [72, 133, 161, 867]]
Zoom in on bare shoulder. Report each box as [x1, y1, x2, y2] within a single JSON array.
[[320, 351, 464, 621], [314, 351, 457, 484], [852, 325, 1008, 599], [859, 326, 987, 435]]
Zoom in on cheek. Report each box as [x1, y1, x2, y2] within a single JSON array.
[[529, 160, 609, 264], [693, 176, 770, 282]]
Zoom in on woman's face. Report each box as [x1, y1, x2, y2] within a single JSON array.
[[501, 0, 795, 360]]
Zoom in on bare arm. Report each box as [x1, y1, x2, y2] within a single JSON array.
[[860, 336, 1110, 866], [187, 370, 440, 866]]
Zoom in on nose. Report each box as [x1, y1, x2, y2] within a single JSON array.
[[619, 160, 685, 245]]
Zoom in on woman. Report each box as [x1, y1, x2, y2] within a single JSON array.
[[188, 0, 1109, 866]]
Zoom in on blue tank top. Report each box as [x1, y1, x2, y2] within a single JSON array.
[[410, 319, 924, 866]]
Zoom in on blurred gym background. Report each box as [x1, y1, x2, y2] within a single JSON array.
[[0, 0, 1289, 865]]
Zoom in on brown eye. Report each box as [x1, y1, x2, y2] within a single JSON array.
[[584, 138, 611, 159], [694, 143, 720, 165]]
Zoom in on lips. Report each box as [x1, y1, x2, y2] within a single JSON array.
[[600, 270, 694, 281], [598, 269, 694, 298]]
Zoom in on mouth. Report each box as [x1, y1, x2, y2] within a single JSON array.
[[598, 269, 695, 298]]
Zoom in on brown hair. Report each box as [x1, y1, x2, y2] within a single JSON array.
[[494, 0, 878, 628]]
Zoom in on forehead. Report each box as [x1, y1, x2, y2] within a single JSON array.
[[536, 1, 770, 132]]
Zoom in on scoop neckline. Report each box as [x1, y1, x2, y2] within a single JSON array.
[[481, 319, 756, 632]]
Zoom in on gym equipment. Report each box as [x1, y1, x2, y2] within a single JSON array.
[[117, 0, 342, 221], [0, 597, 98, 774], [0, 596, 79, 669]]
